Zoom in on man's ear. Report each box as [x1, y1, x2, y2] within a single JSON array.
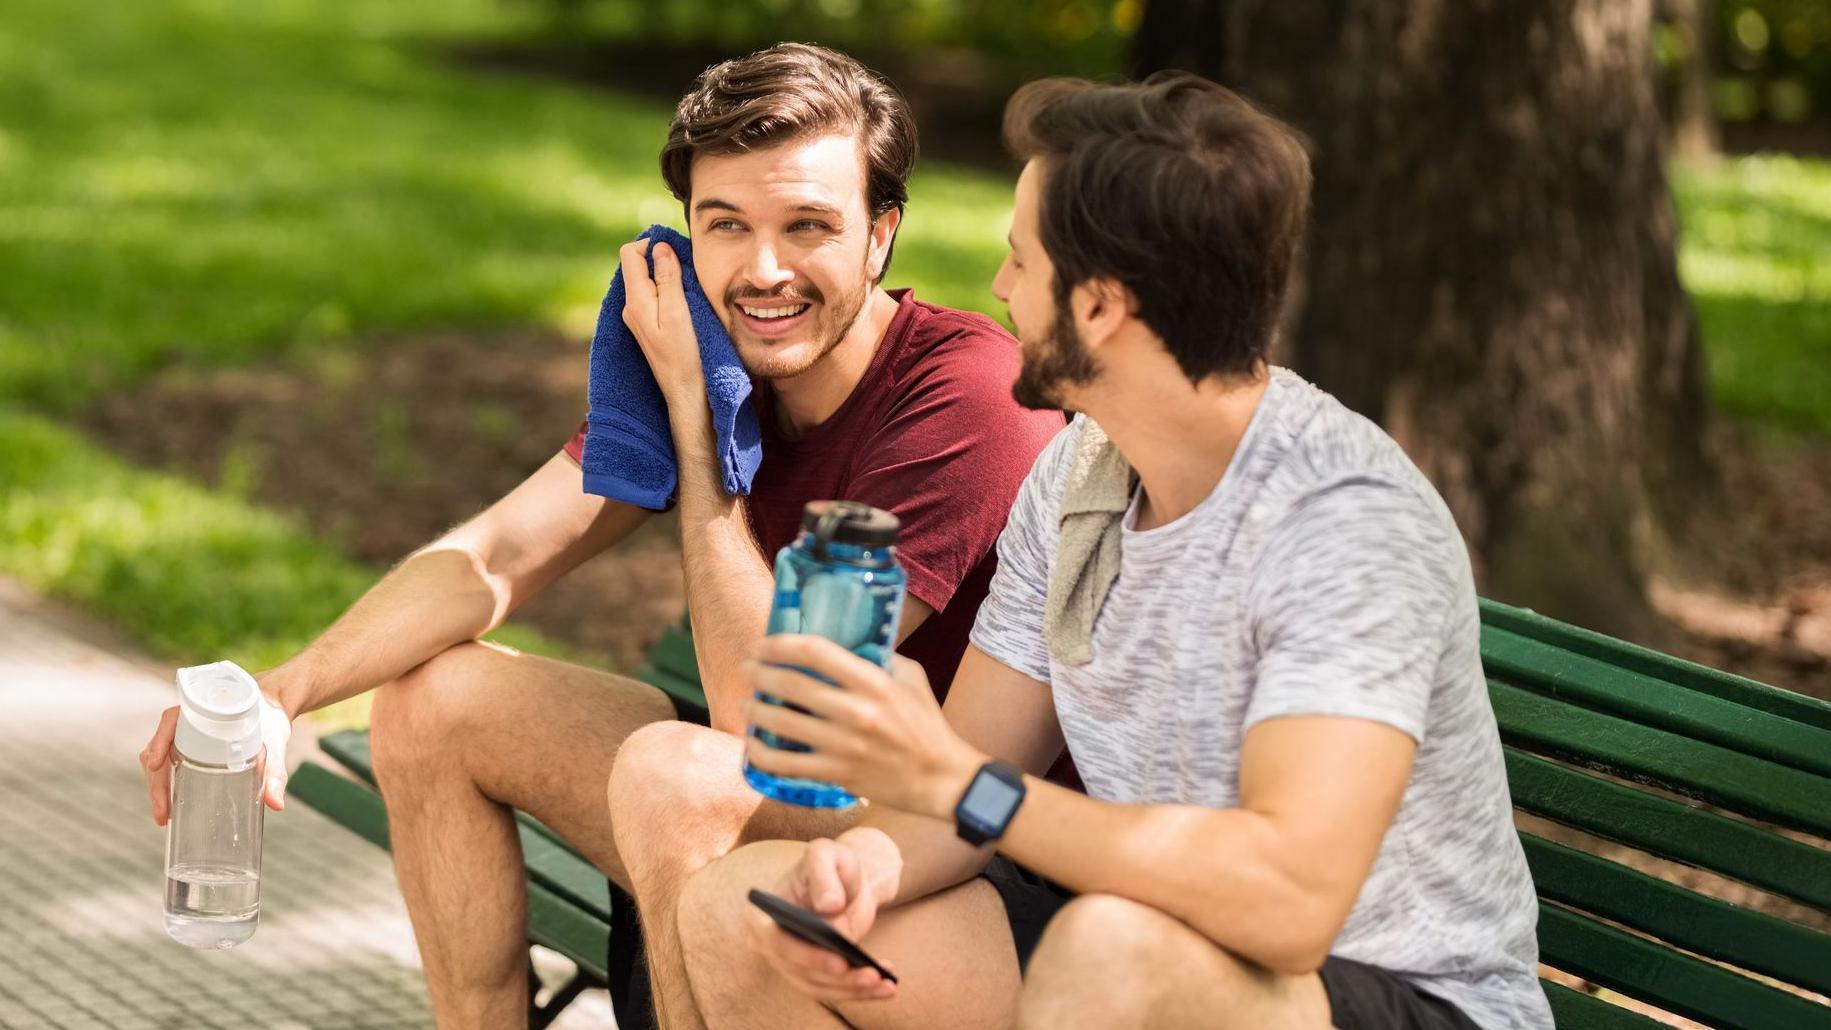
[[867, 208, 902, 279], [1070, 277, 1134, 350]]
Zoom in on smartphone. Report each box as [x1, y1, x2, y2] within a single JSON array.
[[747, 889, 899, 984]]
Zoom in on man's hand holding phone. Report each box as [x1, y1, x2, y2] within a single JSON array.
[[746, 829, 905, 1003]]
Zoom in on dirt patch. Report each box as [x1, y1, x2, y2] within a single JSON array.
[[81, 330, 685, 671], [83, 330, 1831, 699]]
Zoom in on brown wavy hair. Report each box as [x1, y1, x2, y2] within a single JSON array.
[[661, 43, 918, 279]]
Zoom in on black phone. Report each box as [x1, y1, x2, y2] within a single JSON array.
[[747, 888, 899, 984]]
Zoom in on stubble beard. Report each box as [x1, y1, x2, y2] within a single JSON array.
[[730, 263, 874, 383], [1011, 299, 1101, 411]]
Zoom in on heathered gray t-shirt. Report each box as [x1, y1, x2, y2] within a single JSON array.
[[970, 369, 1552, 1029]]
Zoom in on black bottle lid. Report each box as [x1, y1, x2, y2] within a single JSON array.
[[801, 500, 900, 557]]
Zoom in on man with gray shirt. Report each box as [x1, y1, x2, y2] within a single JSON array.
[[655, 74, 1553, 1029]]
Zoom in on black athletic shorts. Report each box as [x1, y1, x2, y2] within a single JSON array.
[[981, 857, 1482, 1030]]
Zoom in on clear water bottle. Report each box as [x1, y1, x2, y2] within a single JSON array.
[[164, 661, 265, 949], [745, 501, 906, 809]]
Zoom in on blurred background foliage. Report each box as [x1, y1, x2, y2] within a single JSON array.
[[0, 0, 1824, 706]]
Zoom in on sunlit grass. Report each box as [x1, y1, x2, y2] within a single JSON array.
[[1674, 154, 1831, 434], [0, 0, 1823, 710], [0, 407, 584, 724]]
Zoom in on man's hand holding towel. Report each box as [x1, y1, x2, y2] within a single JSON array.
[[581, 225, 762, 509]]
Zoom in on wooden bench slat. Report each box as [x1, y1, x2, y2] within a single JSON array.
[[1491, 681, 1831, 837], [526, 880, 611, 983], [1484, 625, 1831, 778], [1522, 834, 1831, 995], [291, 762, 390, 848], [1505, 750, 1831, 911], [320, 728, 377, 786], [1480, 599, 1831, 732], [517, 822, 613, 923], [1540, 981, 1666, 1029], [1537, 903, 1831, 1030]]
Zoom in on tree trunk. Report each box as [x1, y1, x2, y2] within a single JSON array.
[[1226, 0, 1711, 637], [1661, 0, 1721, 162], [1128, 0, 1228, 82]]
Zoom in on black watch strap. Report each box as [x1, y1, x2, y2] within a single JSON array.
[[954, 760, 1028, 846]]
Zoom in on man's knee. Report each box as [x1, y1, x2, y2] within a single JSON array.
[[608, 721, 756, 880], [1024, 895, 1214, 1006], [369, 641, 500, 779], [676, 839, 805, 953]]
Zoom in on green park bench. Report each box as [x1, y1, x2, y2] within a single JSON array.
[[291, 601, 1831, 1029]]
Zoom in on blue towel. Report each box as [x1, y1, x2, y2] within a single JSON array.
[[580, 225, 762, 509]]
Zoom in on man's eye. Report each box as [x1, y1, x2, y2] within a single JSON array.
[[711, 219, 743, 232], [791, 220, 829, 232]]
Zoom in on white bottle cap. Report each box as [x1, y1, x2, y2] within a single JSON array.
[[175, 661, 263, 767]]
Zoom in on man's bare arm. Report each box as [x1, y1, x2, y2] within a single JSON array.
[[990, 715, 1415, 975], [837, 646, 1065, 905], [263, 450, 650, 719]]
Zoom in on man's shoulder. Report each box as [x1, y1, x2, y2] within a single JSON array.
[[886, 290, 1022, 380]]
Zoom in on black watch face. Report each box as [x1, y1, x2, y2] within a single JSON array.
[[960, 771, 1024, 830]]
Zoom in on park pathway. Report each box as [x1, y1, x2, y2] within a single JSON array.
[[0, 581, 613, 1029]]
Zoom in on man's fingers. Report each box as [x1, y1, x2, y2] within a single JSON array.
[[141, 707, 179, 826], [754, 636, 889, 697], [803, 840, 848, 915], [648, 243, 694, 327], [260, 698, 291, 812], [746, 661, 872, 726], [745, 695, 857, 755], [618, 240, 657, 329]]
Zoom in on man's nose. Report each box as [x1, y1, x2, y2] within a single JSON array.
[[741, 241, 795, 292]]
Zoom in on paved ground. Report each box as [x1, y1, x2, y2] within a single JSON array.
[[0, 582, 614, 1029]]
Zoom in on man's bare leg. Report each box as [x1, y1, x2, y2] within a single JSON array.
[[607, 721, 857, 1030], [368, 640, 676, 1029], [672, 839, 1023, 1030], [1016, 893, 1331, 1030]]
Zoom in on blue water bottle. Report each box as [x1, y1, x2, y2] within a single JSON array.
[[745, 500, 906, 808]]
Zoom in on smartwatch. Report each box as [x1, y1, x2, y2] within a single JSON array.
[[954, 760, 1027, 846]]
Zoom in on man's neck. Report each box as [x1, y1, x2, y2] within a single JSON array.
[[770, 288, 901, 438], [1082, 366, 1271, 532]]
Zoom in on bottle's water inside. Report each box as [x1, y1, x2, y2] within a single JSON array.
[[747, 520, 905, 809], [164, 863, 260, 949]]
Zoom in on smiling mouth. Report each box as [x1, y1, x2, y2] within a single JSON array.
[[732, 300, 816, 338], [738, 303, 811, 320]]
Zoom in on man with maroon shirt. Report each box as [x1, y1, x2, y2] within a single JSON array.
[[136, 42, 1062, 1030]]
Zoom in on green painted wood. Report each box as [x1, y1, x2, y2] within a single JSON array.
[[290, 764, 390, 849], [319, 728, 376, 785], [1505, 750, 1831, 911], [1538, 904, 1831, 1030], [1540, 982, 1666, 1030], [526, 880, 611, 983], [648, 622, 701, 681], [517, 819, 612, 922], [1484, 625, 1831, 778], [1491, 681, 1831, 837], [1521, 834, 1831, 994], [1479, 599, 1831, 732]]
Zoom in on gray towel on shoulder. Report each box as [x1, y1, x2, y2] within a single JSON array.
[[1044, 419, 1136, 666]]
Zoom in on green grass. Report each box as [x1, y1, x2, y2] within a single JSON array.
[[1673, 155, 1831, 435], [0, 0, 1015, 414], [0, 0, 1824, 698], [0, 406, 583, 726]]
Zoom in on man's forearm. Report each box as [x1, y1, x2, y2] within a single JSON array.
[[670, 410, 776, 732], [263, 546, 502, 719], [851, 807, 993, 908], [993, 782, 1336, 974]]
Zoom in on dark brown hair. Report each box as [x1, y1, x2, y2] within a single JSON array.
[[1003, 73, 1312, 381], [661, 43, 918, 278]]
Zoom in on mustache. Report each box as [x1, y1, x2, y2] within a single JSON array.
[[727, 287, 822, 306]]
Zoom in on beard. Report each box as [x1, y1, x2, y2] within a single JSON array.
[[726, 266, 872, 382], [1011, 298, 1101, 410]]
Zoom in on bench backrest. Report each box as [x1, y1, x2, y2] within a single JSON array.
[[636, 607, 1831, 1027], [1481, 599, 1831, 1029]]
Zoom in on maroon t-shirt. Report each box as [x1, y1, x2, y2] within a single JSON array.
[[566, 288, 1066, 701]]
